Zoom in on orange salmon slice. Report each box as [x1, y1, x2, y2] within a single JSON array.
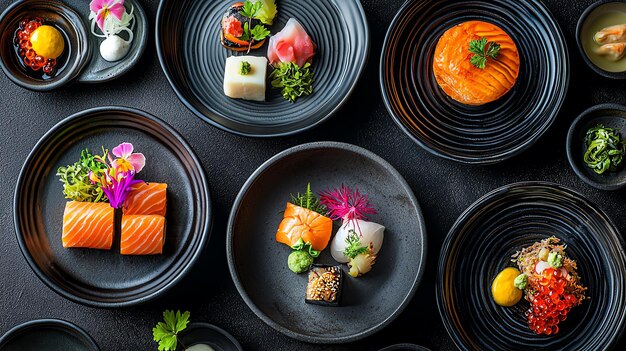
[[275, 202, 332, 251], [62, 201, 114, 250], [121, 215, 166, 255], [123, 182, 167, 216]]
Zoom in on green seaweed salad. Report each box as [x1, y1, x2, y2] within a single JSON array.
[[583, 124, 626, 175], [56, 148, 108, 202]]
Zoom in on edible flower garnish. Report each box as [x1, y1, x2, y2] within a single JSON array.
[[89, 0, 135, 42], [319, 185, 376, 236], [89, 142, 145, 209], [152, 310, 190, 351], [469, 37, 500, 69], [57, 148, 109, 202]]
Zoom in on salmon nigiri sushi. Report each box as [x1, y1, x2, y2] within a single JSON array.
[[121, 215, 166, 255], [123, 182, 167, 216], [62, 201, 114, 249], [276, 202, 332, 252]]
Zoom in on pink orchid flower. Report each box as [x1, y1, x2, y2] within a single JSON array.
[[109, 142, 145, 174], [90, 0, 125, 31]]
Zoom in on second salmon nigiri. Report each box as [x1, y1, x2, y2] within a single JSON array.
[[121, 215, 166, 255], [62, 201, 114, 249], [123, 182, 167, 216]]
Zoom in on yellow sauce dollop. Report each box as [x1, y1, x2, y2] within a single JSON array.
[[491, 267, 523, 307]]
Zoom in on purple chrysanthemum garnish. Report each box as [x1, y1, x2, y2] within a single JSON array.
[[319, 185, 377, 236]]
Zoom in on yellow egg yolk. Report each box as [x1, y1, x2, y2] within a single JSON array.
[[491, 267, 523, 307], [30, 25, 65, 59]]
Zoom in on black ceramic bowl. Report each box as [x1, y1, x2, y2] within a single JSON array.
[[227, 142, 427, 343], [14, 106, 212, 307], [177, 323, 243, 351], [577, 1, 626, 79], [156, 0, 369, 137], [378, 344, 431, 351], [567, 103, 626, 190], [380, 0, 569, 164], [0, 319, 99, 351], [0, 0, 90, 91], [437, 182, 626, 350]]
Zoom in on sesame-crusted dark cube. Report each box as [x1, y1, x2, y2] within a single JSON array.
[[305, 264, 343, 306]]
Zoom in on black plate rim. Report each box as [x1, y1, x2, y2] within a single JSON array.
[[154, 0, 371, 138], [379, 0, 570, 165], [0, 318, 99, 350], [13, 105, 213, 308], [566, 102, 626, 190], [435, 181, 626, 350], [226, 141, 427, 343]]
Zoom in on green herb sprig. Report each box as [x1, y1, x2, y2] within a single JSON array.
[[153, 310, 190, 351], [469, 37, 501, 69], [584, 124, 626, 174], [239, 0, 270, 53], [270, 62, 314, 103], [343, 230, 369, 259], [290, 183, 327, 216], [56, 148, 108, 202]]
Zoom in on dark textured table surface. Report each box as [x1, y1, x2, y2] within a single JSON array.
[[1, 0, 625, 350]]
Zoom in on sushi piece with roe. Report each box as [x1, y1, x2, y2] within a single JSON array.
[[275, 183, 332, 273]]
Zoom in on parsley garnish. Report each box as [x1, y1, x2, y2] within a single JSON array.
[[238, 0, 270, 53], [344, 230, 369, 259], [152, 310, 190, 351], [469, 37, 500, 69], [270, 62, 314, 103], [290, 183, 327, 216]]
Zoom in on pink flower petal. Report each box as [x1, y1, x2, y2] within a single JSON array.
[[90, 0, 106, 13], [112, 142, 134, 159], [127, 153, 145, 174], [108, 2, 125, 21], [96, 10, 107, 31]]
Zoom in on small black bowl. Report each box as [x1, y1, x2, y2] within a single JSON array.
[[566, 103, 626, 190], [0, 0, 90, 91], [576, 1, 626, 79], [176, 323, 242, 351], [378, 344, 431, 351], [0, 319, 99, 351]]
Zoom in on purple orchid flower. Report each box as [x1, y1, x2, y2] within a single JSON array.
[[90, 0, 125, 32]]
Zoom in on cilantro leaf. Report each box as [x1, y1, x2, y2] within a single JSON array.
[[153, 310, 190, 351], [468, 37, 500, 69], [239, 0, 262, 18], [250, 24, 270, 41]]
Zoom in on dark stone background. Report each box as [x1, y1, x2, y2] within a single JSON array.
[[0, 0, 624, 350]]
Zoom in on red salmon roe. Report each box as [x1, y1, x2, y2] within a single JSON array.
[[222, 15, 243, 38], [526, 268, 580, 335], [14, 17, 58, 76]]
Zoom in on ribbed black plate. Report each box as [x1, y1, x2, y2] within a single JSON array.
[[14, 107, 212, 307], [437, 182, 626, 350], [380, 0, 569, 164], [0, 319, 99, 351], [227, 142, 426, 343], [156, 0, 369, 137]]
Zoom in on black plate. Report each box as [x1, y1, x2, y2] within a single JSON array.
[[177, 323, 243, 351], [0, 319, 99, 351], [14, 106, 212, 307], [227, 142, 426, 343], [156, 0, 369, 137], [378, 344, 431, 351], [567, 103, 626, 191], [380, 0, 569, 164], [437, 182, 626, 350]]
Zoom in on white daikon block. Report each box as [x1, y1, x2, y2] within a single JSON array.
[[223, 56, 268, 102]]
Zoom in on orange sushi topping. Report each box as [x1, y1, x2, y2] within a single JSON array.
[[276, 202, 333, 251], [433, 21, 520, 106]]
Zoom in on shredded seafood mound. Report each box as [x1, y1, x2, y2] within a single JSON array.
[[511, 237, 587, 304]]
